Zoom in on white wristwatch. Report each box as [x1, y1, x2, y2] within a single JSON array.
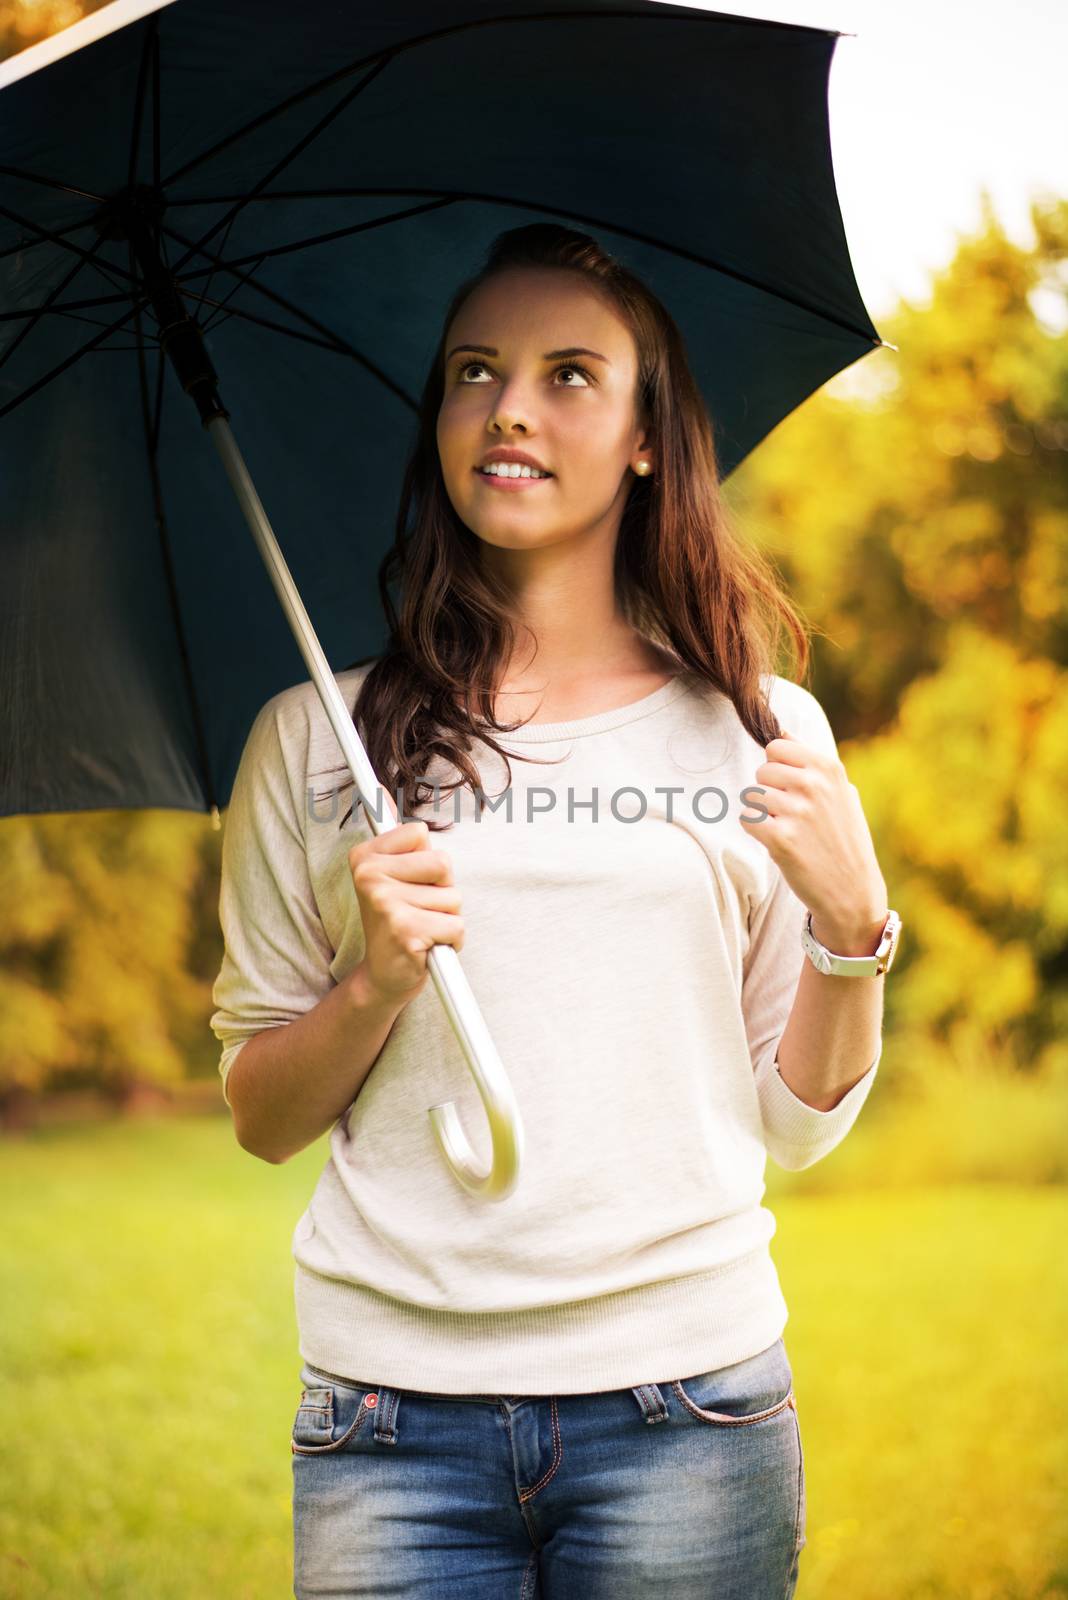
[[801, 908, 902, 977]]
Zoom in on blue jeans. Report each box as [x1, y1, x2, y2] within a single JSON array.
[[291, 1333, 806, 1597]]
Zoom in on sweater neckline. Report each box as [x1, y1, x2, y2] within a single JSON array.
[[479, 672, 691, 743]]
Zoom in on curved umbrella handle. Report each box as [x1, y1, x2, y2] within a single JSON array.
[[424, 942, 525, 1199], [209, 416, 524, 1201]]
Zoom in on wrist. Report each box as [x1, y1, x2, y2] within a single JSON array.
[[345, 961, 412, 1019], [809, 909, 889, 957]]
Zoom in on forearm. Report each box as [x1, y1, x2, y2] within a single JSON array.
[[773, 912, 886, 1112], [227, 962, 408, 1164]]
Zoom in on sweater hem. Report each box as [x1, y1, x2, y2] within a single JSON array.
[[293, 1245, 790, 1395]]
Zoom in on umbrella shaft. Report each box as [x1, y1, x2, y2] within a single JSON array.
[[206, 415, 524, 1202], [122, 197, 227, 427]]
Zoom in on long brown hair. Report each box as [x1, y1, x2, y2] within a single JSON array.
[[329, 222, 812, 833]]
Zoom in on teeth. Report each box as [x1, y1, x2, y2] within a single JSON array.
[[480, 462, 549, 478]]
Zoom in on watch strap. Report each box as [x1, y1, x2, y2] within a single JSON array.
[[801, 908, 901, 977]]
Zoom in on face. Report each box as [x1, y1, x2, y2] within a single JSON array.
[[436, 267, 653, 559]]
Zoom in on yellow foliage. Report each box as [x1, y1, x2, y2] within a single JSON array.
[[0, 809, 218, 1096], [731, 196, 1068, 1099]]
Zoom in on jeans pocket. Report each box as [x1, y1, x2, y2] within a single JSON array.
[[671, 1336, 796, 1427], [291, 1365, 378, 1455]]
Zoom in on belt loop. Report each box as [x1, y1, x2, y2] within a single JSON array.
[[631, 1382, 668, 1423], [368, 1385, 400, 1444]]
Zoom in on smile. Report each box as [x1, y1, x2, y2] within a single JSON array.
[[473, 467, 554, 492]]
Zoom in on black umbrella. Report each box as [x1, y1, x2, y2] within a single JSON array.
[[0, 0, 888, 1198]]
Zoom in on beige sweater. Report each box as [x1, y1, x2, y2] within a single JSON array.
[[210, 662, 880, 1394]]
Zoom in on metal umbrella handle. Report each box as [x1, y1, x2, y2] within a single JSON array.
[[126, 215, 523, 1201], [209, 417, 524, 1201]]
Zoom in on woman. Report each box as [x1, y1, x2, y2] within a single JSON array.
[[211, 223, 894, 1598]]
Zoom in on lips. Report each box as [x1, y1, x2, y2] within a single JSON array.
[[473, 466, 553, 492], [477, 452, 551, 473]]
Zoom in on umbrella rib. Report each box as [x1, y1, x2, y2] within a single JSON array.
[[171, 194, 459, 278], [196, 206, 247, 325], [0, 234, 417, 362], [168, 52, 397, 282], [0, 231, 111, 371], [37, 318, 151, 339], [0, 213, 100, 266], [130, 240, 220, 819], [0, 271, 271, 330], [127, 12, 156, 192], [0, 294, 151, 420], [151, 336, 165, 456], [0, 163, 107, 206], [0, 290, 135, 322], [161, 8, 842, 191], [160, 221, 418, 410], [152, 21, 162, 193], [173, 186, 878, 350], [178, 280, 352, 355], [0, 199, 139, 298], [199, 257, 266, 334]]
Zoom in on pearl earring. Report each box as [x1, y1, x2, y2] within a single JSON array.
[[635, 461, 652, 476]]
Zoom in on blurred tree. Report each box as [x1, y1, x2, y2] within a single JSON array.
[[0, 810, 220, 1118], [0, 0, 111, 60], [728, 191, 1068, 1091]]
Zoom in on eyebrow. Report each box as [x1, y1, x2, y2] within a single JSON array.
[[445, 343, 611, 366]]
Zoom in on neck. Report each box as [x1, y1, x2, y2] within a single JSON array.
[[480, 526, 668, 690]]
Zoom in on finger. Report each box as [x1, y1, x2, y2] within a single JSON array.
[[748, 790, 796, 819], [361, 845, 454, 885], [388, 882, 462, 912], [754, 760, 814, 792], [404, 909, 465, 951], [765, 731, 811, 766], [366, 820, 432, 853]]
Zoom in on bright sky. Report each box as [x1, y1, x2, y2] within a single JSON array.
[[657, 0, 1068, 322]]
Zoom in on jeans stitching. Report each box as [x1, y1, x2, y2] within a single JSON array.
[[517, 1397, 563, 1504], [791, 1402, 805, 1559], [291, 1389, 373, 1455], [670, 1381, 796, 1426], [633, 1383, 669, 1421], [519, 1548, 540, 1600]]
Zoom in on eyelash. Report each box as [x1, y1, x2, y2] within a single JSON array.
[[454, 358, 594, 387]]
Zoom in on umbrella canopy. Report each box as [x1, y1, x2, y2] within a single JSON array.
[[0, 0, 884, 823]]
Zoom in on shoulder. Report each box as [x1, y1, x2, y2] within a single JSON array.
[[249, 658, 379, 746], [759, 672, 822, 725], [759, 673, 839, 762], [675, 669, 833, 737], [236, 659, 381, 806]]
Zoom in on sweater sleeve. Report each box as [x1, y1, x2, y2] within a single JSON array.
[[742, 686, 881, 1171], [209, 696, 337, 1109]]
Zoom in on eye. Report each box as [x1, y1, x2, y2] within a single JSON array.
[[455, 359, 593, 388], [552, 363, 592, 387]]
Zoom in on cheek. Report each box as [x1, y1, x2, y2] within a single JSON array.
[[437, 400, 475, 464], [436, 420, 463, 481]]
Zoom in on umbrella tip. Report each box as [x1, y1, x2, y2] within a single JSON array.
[[210, 804, 222, 831]]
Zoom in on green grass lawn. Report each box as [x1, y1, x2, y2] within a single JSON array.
[[0, 1113, 1065, 1599]]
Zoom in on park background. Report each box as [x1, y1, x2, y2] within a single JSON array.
[[0, 1, 1065, 1596]]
